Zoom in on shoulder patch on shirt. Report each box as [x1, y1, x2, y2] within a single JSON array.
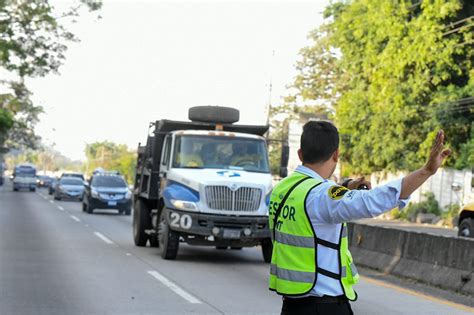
[[328, 185, 349, 200]]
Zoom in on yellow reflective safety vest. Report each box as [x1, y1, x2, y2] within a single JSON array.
[[268, 172, 359, 300]]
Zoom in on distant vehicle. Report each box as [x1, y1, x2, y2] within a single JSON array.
[[60, 172, 85, 182], [132, 106, 284, 261], [54, 177, 85, 201], [82, 173, 132, 215], [458, 202, 474, 238], [13, 164, 37, 192], [37, 175, 53, 188]]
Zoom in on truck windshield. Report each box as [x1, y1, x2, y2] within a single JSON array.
[[172, 135, 270, 173]]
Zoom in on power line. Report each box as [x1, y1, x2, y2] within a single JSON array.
[[443, 16, 474, 30], [443, 20, 474, 37]]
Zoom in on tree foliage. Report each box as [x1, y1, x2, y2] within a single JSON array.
[[85, 141, 136, 184], [284, 0, 473, 174], [0, 0, 101, 150], [5, 145, 82, 173]]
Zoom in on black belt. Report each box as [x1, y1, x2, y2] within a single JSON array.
[[283, 295, 348, 304]]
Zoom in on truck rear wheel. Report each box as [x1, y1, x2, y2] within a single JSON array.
[[158, 209, 179, 260], [458, 218, 473, 238], [133, 199, 151, 247], [261, 239, 273, 263]]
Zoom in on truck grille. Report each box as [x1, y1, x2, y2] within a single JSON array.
[[205, 186, 262, 212]]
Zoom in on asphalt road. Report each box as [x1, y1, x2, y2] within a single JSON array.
[[0, 182, 473, 315]]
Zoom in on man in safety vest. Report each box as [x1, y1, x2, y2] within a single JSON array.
[[269, 121, 450, 315]]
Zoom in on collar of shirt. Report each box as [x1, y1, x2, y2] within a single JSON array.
[[295, 165, 327, 182]]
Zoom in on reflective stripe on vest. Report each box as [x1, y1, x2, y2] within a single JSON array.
[[275, 230, 314, 248], [270, 264, 314, 283], [341, 263, 359, 278]]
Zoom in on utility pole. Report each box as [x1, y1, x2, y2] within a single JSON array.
[[266, 50, 275, 128]]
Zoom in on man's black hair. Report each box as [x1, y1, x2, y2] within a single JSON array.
[[300, 120, 339, 164]]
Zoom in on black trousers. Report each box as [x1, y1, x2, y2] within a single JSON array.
[[281, 296, 354, 315]]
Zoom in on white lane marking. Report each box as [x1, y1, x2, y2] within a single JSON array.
[[58, 206, 64, 211], [126, 253, 132, 256], [49, 200, 54, 204], [147, 270, 202, 304], [94, 232, 114, 244], [70, 215, 81, 222]]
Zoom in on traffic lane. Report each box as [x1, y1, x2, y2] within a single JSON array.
[[356, 218, 457, 237], [1, 187, 220, 315], [53, 194, 474, 315], [49, 193, 282, 314]]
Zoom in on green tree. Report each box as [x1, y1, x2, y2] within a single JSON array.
[[290, 0, 473, 174], [85, 141, 136, 184], [0, 0, 101, 151]]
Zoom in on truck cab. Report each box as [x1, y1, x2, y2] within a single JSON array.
[[133, 106, 277, 261]]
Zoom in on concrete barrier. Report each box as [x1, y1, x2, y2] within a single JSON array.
[[348, 222, 474, 296]]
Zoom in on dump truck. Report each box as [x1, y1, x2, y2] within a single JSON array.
[[132, 106, 281, 261]]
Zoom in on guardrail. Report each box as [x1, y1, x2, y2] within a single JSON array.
[[348, 222, 474, 296]]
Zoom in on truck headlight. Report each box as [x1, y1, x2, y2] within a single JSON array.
[[125, 190, 131, 199], [91, 189, 100, 198], [171, 199, 198, 211]]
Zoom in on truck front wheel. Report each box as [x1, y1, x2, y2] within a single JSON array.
[[133, 199, 150, 247], [158, 209, 179, 260], [261, 239, 273, 263], [458, 218, 473, 238]]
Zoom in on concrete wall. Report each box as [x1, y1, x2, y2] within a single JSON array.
[[348, 223, 474, 296]]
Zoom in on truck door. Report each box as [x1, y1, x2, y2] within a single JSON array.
[[159, 134, 172, 192]]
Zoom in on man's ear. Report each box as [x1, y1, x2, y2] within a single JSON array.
[[297, 148, 303, 162], [332, 148, 339, 162]]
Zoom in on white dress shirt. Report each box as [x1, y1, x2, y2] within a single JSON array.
[[293, 165, 409, 297]]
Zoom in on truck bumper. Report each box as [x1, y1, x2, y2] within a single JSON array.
[[164, 208, 270, 242]]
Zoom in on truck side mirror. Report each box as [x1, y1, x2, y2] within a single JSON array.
[[279, 144, 289, 178]]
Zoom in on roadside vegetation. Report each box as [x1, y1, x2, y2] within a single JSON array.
[[0, 1, 101, 153], [389, 192, 461, 227], [84, 141, 136, 184], [269, 0, 473, 175]]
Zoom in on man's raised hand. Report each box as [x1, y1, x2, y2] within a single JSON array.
[[424, 130, 451, 175]]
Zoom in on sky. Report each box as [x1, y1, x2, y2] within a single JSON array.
[[28, 0, 329, 160]]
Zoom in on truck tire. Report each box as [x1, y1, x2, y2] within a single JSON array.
[[82, 202, 86, 212], [458, 218, 473, 238], [188, 106, 239, 124], [124, 208, 132, 216], [261, 239, 273, 263], [158, 209, 179, 259], [133, 199, 151, 247], [216, 246, 228, 250]]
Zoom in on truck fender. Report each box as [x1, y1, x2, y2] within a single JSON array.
[[162, 181, 199, 209]]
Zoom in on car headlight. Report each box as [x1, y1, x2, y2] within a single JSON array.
[[91, 189, 100, 198], [170, 199, 198, 211], [125, 190, 131, 199]]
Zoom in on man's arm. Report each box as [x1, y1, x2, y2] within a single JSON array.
[[312, 130, 450, 224], [400, 130, 451, 199]]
